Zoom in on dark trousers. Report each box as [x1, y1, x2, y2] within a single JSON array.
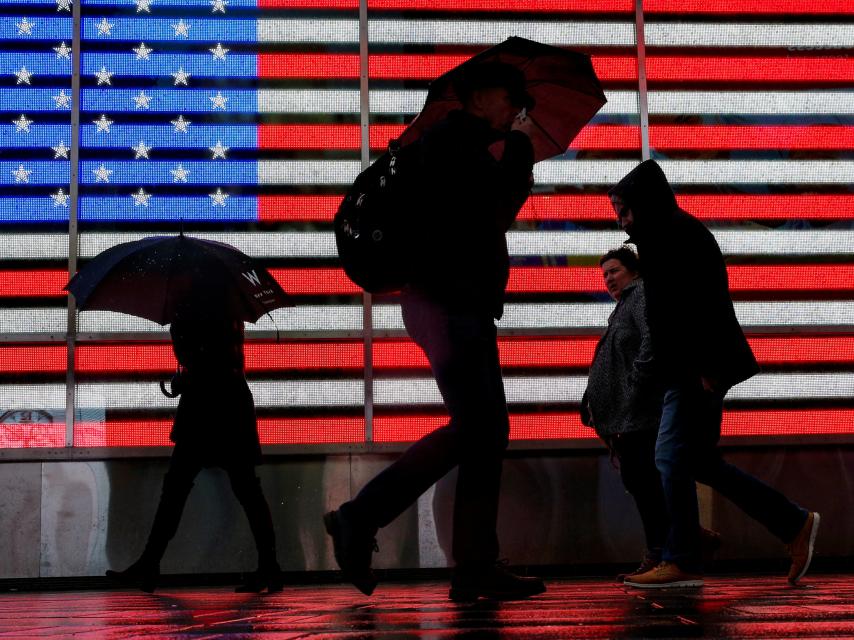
[[609, 430, 670, 557], [656, 382, 808, 572], [345, 288, 510, 570], [141, 442, 277, 568]]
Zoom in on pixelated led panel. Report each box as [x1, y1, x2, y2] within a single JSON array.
[[0, 0, 852, 450]]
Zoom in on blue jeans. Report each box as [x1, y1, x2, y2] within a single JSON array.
[[345, 287, 510, 570], [656, 382, 808, 572]]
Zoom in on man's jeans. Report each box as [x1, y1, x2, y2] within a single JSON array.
[[344, 287, 510, 570], [656, 382, 808, 573]]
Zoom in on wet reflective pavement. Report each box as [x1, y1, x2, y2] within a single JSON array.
[[1, 574, 853, 638]]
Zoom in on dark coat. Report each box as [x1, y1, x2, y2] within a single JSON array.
[[582, 280, 662, 437], [608, 160, 759, 390], [408, 109, 534, 319], [169, 312, 261, 466]]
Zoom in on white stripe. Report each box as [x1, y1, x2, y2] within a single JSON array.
[[79, 231, 338, 259], [535, 160, 854, 185], [4, 372, 849, 411], [253, 159, 854, 186], [4, 301, 851, 337], [255, 89, 854, 116], [258, 160, 361, 185], [508, 230, 854, 256], [645, 23, 854, 48], [258, 18, 635, 46], [255, 19, 852, 49], [648, 91, 854, 115], [6, 229, 847, 262], [258, 89, 638, 115]]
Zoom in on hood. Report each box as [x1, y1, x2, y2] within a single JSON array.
[[608, 160, 679, 237]]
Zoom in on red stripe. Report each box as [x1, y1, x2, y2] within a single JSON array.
[[27, 409, 852, 449], [0, 270, 68, 297], [258, 195, 342, 222], [257, 54, 852, 83], [0, 424, 65, 449], [256, 0, 634, 12], [643, 0, 854, 15], [374, 409, 854, 443], [258, 124, 642, 151], [8, 265, 854, 298], [3, 335, 851, 375], [71, 417, 365, 447], [504, 265, 854, 295], [254, 0, 854, 13], [261, 124, 854, 152], [649, 126, 854, 151], [256, 195, 854, 223], [520, 194, 854, 222], [257, 54, 637, 81], [646, 57, 854, 83]]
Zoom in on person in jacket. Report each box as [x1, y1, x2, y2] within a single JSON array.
[[582, 246, 720, 582], [324, 61, 546, 602], [105, 290, 282, 594], [608, 159, 819, 589]]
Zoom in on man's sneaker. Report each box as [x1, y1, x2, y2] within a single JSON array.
[[786, 511, 820, 585], [700, 527, 722, 564], [323, 509, 378, 596], [449, 562, 546, 602], [617, 550, 661, 583], [623, 561, 704, 589]]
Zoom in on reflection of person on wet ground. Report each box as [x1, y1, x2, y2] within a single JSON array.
[[324, 62, 546, 602], [609, 160, 819, 589], [581, 246, 721, 582], [105, 294, 282, 593]]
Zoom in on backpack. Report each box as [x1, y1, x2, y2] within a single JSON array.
[[334, 140, 422, 294]]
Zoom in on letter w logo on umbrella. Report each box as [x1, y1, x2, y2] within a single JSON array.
[[242, 270, 262, 287]]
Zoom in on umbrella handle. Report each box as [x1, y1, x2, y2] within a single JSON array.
[[160, 380, 180, 398]]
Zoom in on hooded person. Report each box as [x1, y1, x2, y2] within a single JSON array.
[[609, 160, 819, 589]]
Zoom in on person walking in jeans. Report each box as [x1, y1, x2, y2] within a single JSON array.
[[323, 62, 546, 602], [608, 160, 819, 589], [581, 246, 720, 582]]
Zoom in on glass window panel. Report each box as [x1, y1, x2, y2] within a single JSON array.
[[0, 2, 73, 449], [367, 0, 642, 444], [73, 0, 364, 448]]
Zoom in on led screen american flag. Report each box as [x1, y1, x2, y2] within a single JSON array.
[[0, 0, 852, 450]]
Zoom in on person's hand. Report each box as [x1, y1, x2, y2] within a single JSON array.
[[511, 110, 536, 138]]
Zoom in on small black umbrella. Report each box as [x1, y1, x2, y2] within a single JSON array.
[[65, 234, 292, 325], [397, 37, 608, 162]]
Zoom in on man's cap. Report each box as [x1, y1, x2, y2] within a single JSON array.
[[453, 61, 535, 110]]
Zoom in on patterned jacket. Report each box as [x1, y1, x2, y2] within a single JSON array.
[[581, 279, 662, 437]]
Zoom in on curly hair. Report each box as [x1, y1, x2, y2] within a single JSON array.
[[599, 245, 640, 273]]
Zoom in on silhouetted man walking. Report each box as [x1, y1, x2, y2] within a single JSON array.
[[325, 62, 546, 602]]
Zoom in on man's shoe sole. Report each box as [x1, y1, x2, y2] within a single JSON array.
[[323, 511, 378, 597], [789, 512, 821, 585], [624, 578, 704, 589]]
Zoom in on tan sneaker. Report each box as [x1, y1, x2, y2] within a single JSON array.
[[786, 511, 820, 585], [616, 550, 661, 583], [624, 561, 704, 589]]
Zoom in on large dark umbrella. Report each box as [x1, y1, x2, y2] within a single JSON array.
[[397, 37, 607, 162], [65, 234, 293, 325]]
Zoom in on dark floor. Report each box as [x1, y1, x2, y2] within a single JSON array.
[[1, 574, 853, 638]]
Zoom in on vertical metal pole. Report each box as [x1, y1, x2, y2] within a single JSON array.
[[359, 0, 373, 443], [65, 0, 82, 446], [635, 0, 651, 161]]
